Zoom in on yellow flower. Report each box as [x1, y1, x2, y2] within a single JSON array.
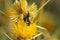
[[5, 0, 50, 39], [5, 0, 38, 22], [12, 20, 37, 39], [5, 0, 38, 39]]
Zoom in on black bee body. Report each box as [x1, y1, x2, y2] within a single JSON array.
[[23, 13, 30, 26]]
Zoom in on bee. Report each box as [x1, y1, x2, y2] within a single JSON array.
[[4, 0, 51, 40], [23, 12, 31, 25]]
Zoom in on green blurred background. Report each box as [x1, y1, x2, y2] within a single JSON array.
[[0, 0, 60, 40]]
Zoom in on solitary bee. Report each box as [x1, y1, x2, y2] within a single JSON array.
[[4, 0, 51, 40]]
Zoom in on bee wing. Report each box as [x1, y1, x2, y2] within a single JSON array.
[[28, 3, 38, 22]]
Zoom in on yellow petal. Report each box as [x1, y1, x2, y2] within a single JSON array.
[[20, 0, 28, 14], [12, 22, 19, 37], [12, 20, 37, 39], [28, 3, 38, 21]]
